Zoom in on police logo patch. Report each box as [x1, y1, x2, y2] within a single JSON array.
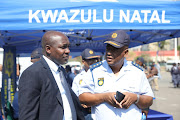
[[112, 33, 117, 38], [98, 78, 104, 86], [89, 50, 93, 54], [79, 79, 82, 85]]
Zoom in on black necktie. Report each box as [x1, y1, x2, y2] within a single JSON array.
[[58, 66, 77, 120]]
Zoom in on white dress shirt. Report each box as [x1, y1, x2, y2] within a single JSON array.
[[43, 56, 72, 120]]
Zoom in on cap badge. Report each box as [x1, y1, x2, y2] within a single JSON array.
[[89, 50, 93, 54], [112, 33, 117, 38], [98, 78, 104, 86]]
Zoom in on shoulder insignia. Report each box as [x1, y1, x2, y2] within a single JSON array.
[[79, 79, 83, 85], [89, 61, 103, 71], [131, 61, 143, 71]]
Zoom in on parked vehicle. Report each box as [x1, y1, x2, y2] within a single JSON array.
[[65, 61, 82, 75]]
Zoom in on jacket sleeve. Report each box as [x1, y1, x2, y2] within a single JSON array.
[[18, 68, 42, 120]]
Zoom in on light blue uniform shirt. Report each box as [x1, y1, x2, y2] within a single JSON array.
[[79, 59, 154, 120], [72, 69, 86, 96]]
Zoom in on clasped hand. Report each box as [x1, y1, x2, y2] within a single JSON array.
[[104, 92, 137, 109]]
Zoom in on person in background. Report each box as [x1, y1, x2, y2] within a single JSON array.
[[136, 57, 152, 79], [16, 64, 20, 80], [153, 62, 161, 80], [136, 57, 153, 119], [30, 48, 43, 63], [177, 63, 180, 87], [171, 63, 179, 88], [79, 30, 154, 120], [12, 47, 43, 120], [0, 64, 2, 113], [0, 64, 2, 91], [12, 91, 18, 120], [18, 31, 84, 120], [66, 65, 75, 87], [72, 48, 99, 120], [149, 64, 159, 91], [72, 65, 80, 76]]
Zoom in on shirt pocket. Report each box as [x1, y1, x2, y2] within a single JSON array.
[[122, 82, 140, 94]]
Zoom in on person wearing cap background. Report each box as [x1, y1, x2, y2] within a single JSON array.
[[136, 57, 154, 119], [31, 48, 43, 63], [79, 30, 154, 120], [136, 57, 153, 79], [72, 48, 100, 120], [12, 47, 43, 120], [65, 65, 75, 87], [136, 57, 145, 68]]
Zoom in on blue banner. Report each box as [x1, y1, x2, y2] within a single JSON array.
[[1, 46, 16, 109], [0, 0, 180, 30]]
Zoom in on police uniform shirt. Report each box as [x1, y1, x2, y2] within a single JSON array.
[[79, 59, 154, 120], [72, 69, 86, 96], [72, 69, 96, 119]]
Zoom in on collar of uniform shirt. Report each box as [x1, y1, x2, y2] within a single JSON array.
[[80, 69, 86, 75], [102, 58, 129, 72], [43, 55, 60, 73]]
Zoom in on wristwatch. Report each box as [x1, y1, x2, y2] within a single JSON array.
[[135, 94, 140, 104]]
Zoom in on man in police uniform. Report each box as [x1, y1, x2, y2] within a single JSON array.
[[136, 57, 153, 79], [171, 63, 179, 88], [136, 57, 145, 68], [72, 48, 100, 120], [79, 30, 154, 120], [136, 57, 153, 119]]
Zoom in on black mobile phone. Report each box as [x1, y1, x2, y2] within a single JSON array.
[[115, 91, 125, 103]]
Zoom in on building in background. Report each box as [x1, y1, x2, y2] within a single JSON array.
[[128, 38, 180, 62]]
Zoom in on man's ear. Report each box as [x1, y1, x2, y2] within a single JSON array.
[[82, 60, 85, 65], [46, 45, 51, 54], [124, 49, 129, 55]]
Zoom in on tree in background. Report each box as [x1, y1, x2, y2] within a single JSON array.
[[157, 41, 169, 62], [158, 41, 168, 50], [126, 50, 136, 61], [177, 46, 180, 59]]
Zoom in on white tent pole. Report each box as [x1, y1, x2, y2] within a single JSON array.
[[175, 38, 178, 64]]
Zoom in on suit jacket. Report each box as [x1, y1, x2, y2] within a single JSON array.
[[18, 58, 84, 120]]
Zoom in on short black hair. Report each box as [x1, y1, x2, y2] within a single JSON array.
[[31, 48, 42, 60], [65, 65, 71, 72]]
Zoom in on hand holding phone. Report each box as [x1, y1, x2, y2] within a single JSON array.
[[115, 91, 125, 103]]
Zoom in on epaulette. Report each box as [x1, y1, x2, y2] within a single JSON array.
[[131, 61, 144, 71], [89, 61, 103, 71]]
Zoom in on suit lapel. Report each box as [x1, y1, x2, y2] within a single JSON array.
[[40, 57, 63, 107], [56, 93, 63, 105]]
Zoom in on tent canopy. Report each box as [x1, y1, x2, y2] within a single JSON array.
[[0, 29, 180, 55], [0, 0, 180, 30], [0, 0, 180, 54]]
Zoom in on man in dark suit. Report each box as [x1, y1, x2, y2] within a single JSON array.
[[18, 31, 84, 120]]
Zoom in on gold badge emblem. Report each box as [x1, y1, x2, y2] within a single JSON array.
[[89, 50, 93, 54], [112, 33, 117, 38], [98, 78, 104, 86], [79, 80, 83, 85]]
